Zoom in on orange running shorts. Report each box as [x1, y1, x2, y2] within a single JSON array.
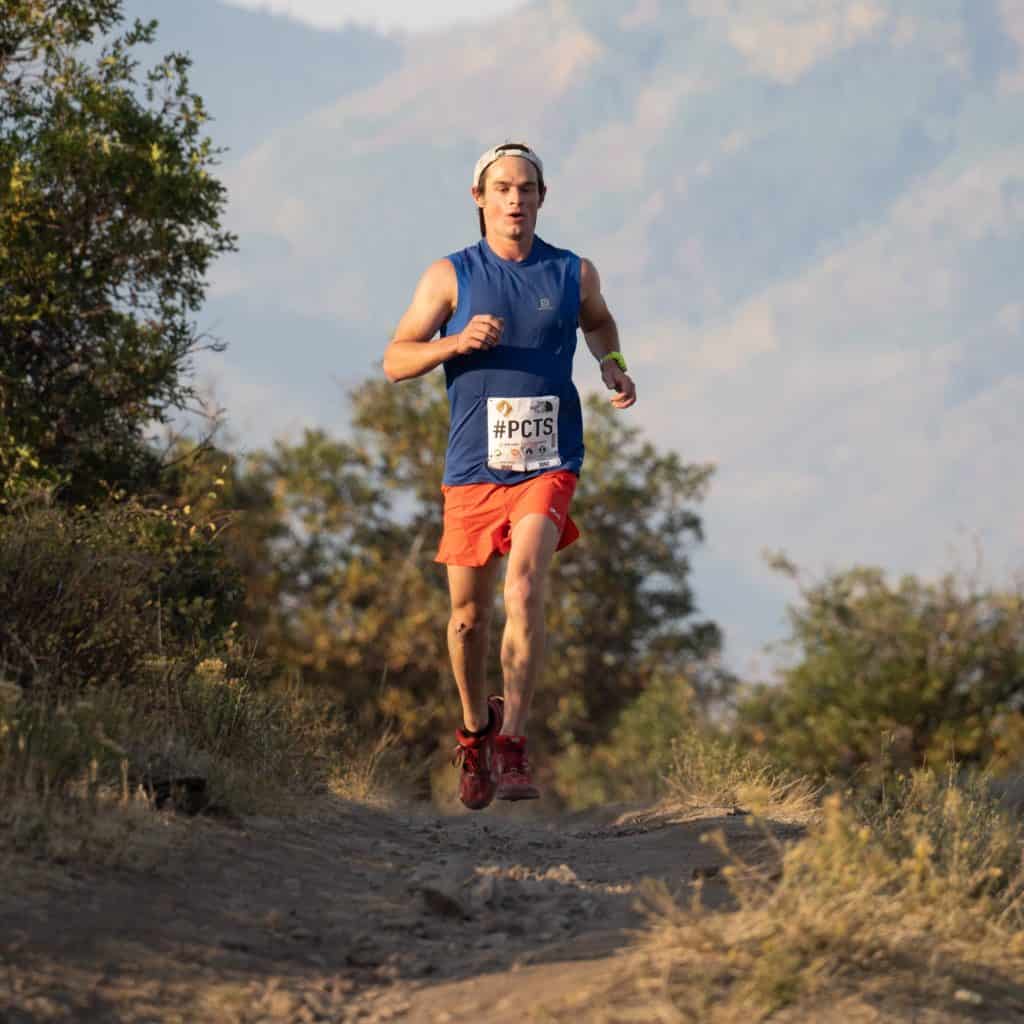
[[435, 470, 580, 567]]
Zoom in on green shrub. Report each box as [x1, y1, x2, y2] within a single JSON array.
[[0, 492, 241, 700], [740, 562, 1024, 780]]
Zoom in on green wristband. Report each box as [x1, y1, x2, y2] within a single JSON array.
[[600, 351, 628, 373]]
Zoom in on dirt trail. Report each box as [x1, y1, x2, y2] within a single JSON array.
[[0, 797, 800, 1023]]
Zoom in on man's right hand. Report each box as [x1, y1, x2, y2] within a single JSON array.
[[454, 315, 504, 355]]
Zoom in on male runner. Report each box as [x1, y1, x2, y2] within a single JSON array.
[[383, 142, 636, 810]]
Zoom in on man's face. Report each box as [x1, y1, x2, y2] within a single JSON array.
[[473, 156, 544, 242]]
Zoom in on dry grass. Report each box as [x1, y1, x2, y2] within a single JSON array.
[[665, 729, 820, 824], [0, 786, 192, 870], [585, 769, 1024, 1023], [329, 724, 424, 805]]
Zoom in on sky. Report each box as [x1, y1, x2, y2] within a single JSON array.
[[117, 0, 1024, 677], [218, 0, 528, 32]]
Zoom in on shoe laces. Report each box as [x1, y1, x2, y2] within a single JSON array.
[[451, 741, 486, 773]]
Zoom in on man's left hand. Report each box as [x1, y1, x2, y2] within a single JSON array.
[[601, 361, 637, 409]]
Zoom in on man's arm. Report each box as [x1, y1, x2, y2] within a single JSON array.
[[579, 258, 637, 409], [383, 259, 504, 383]]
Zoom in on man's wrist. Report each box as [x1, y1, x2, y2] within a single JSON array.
[[599, 351, 628, 373]]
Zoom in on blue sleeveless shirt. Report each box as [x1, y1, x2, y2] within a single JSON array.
[[440, 236, 584, 486]]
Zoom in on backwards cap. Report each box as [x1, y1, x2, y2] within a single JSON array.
[[472, 142, 544, 189]]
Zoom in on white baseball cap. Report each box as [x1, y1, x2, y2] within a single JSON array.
[[472, 142, 545, 189]]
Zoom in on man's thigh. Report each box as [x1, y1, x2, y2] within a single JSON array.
[[505, 513, 561, 583], [447, 556, 503, 611]]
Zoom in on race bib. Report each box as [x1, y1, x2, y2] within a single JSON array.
[[487, 396, 561, 472]]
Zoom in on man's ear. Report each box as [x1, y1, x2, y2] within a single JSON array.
[[471, 185, 485, 209], [538, 187, 546, 209]]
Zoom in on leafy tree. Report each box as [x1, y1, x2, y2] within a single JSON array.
[[217, 376, 726, 796], [0, 0, 235, 502], [739, 559, 1024, 779]]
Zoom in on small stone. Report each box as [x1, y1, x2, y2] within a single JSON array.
[[543, 864, 578, 884], [468, 874, 497, 909], [264, 989, 299, 1016], [410, 860, 475, 918], [420, 884, 468, 919], [692, 865, 720, 880], [346, 939, 383, 968], [953, 988, 984, 1006], [25, 996, 68, 1016]]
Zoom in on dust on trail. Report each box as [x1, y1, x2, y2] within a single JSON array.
[[0, 797, 798, 1023]]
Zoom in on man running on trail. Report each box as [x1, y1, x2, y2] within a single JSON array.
[[383, 142, 636, 810]]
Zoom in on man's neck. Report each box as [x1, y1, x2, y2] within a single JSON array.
[[485, 231, 535, 262]]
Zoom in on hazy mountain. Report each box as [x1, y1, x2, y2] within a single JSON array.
[[167, 0, 1022, 668], [120, 0, 402, 157]]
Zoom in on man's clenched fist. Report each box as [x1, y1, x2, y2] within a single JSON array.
[[455, 314, 504, 355]]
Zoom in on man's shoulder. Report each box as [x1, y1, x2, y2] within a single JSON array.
[[446, 239, 486, 264], [534, 236, 580, 262], [415, 258, 458, 307]]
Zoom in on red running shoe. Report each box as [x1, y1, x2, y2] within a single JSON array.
[[452, 696, 504, 811], [495, 734, 540, 801]]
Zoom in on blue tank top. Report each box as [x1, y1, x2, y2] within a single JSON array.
[[440, 236, 584, 486]]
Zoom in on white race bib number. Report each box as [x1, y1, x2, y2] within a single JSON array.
[[487, 395, 561, 472]]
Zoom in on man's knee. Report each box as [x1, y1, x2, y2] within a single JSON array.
[[504, 571, 545, 621], [450, 600, 490, 641]]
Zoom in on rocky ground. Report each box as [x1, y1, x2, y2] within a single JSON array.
[[0, 794, 803, 1023]]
